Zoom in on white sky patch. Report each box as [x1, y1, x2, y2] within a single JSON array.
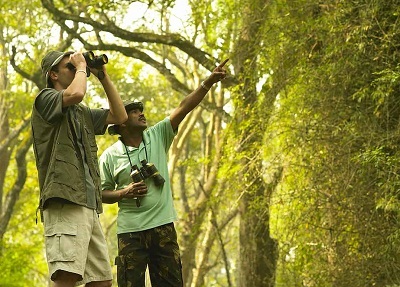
[[257, 73, 269, 93], [124, 0, 192, 33]]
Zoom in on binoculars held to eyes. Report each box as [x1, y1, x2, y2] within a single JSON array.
[[66, 51, 108, 77]]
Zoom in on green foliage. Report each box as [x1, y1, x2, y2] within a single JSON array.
[[267, 0, 400, 286], [0, 157, 47, 285], [0, 242, 46, 286], [3, 0, 400, 286]]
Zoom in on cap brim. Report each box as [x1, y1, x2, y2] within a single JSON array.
[[125, 102, 143, 112], [108, 125, 118, 135]]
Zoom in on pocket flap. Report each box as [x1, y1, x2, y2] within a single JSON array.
[[45, 222, 77, 237]]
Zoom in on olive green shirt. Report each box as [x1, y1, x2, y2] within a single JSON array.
[[31, 88, 108, 213]]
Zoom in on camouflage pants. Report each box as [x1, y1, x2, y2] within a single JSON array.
[[116, 223, 183, 287]]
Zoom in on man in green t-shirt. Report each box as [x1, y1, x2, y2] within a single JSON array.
[[99, 59, 229, 287]]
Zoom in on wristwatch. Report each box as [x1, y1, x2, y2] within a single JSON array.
[[97, 70, 105, 80]]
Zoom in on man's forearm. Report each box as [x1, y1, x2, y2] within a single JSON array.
[[100, 74, 127, 125], [102, 189, 123, 204]]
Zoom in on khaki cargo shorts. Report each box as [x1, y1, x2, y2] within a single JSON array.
[[43, 201, 112, 285]]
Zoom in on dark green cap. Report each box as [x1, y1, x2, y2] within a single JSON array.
[[108, 101, 144, 135], [124, 101, 143, 113]]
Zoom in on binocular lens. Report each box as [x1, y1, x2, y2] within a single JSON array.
[[92, 54, 108, 67], [99, 54, 108, 64]]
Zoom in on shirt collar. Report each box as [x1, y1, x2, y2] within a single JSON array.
[[117, 137, 142, 154]]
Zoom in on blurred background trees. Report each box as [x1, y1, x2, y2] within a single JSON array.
[[1, 0, 400, 286]]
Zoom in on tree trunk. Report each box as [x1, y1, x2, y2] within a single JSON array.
[[0, 32, 31, 241], [0, 31, 11, 231], [231, 0, 279, 286], [238, 182, 278, 287]]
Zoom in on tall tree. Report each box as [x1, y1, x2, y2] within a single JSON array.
[[229, 0, 279, 286], [0, 0, 35, 242]]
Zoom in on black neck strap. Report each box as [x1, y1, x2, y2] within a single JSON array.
[[121, 136, 149, 170]]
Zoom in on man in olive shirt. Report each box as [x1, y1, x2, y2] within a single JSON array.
[[31, 50, 127, 287]]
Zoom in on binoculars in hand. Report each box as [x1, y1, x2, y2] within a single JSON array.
[[130, 160, 166, 207]]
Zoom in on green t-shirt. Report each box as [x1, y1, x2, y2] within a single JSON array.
[[99, 117, 178, 233]]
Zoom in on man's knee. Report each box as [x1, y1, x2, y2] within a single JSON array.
[[85, 280, 112, 287], [53, 270, 81, 285]]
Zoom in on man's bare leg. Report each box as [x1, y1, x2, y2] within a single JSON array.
[[85, 280, 112, 287], [53, 270, 81, 287]]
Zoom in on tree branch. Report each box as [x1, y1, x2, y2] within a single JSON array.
[[40, 0, 217, 70], [0, 117, 30, 155], [0, 135, 32, 240]]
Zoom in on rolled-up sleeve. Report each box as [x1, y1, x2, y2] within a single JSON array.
[[35, 89, 64, 124], [90, 108, 110, 135]]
